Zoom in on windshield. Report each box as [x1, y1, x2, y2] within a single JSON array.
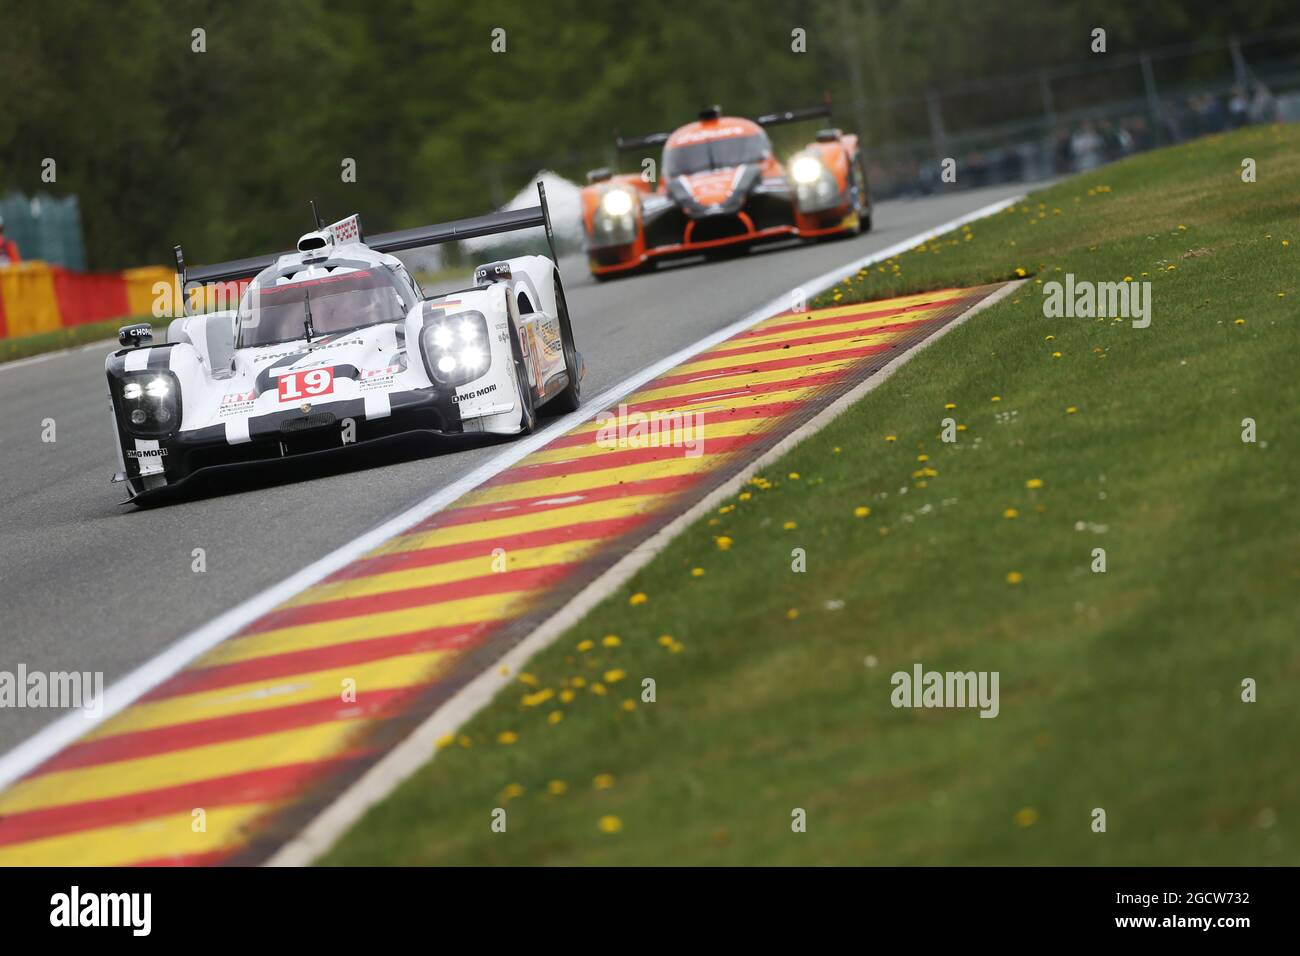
[[663, 133, 770, 177], [238, 268, 415, 347]]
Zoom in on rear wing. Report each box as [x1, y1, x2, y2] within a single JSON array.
[[615, 131, 670, 153], [754, 101, 833, 127], [616, 97, 834, 152], [179, 181, 559, 288]]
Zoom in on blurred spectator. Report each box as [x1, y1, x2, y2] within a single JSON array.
[[1070, 123, 1104, 171], [0, 216, 21, 267], [1228, 86, 1250, 128], [1249, 82, 1277, 123]]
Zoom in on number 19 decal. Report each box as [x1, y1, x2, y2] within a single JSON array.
[[278, 366, 335, 402]]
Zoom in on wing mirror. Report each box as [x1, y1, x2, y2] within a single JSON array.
[[118, 323, 153, 349]]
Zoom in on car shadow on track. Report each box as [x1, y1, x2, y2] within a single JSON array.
[[124, 429, 514, 511]]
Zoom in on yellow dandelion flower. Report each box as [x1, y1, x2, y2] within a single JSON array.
[[547, 780, 567, 795], [602, 634, 621, 647], [658, 635, 675, 647], [603, 668, 626, 683], [457, 734, 472, 748], [1014, 267, 1027, 277], [598, 815, 623, 834], [785, 608, 799, 620], [1234, 319, 1244, 326], [621, 699, 636, 712], [788, 471, 800, 480], [435, 733, 455, 750], [854, 506, 870, 518], [628, 592, 648, 606], [1003, 508, 1018, 519], [590, 682, 607, 696], [1025, 478, 1044, 489], [519, 673, 539, 687], [669, 641, 684, 654], [738, 492, 752, 501], [991, 395, 1001, 402], [571, 676, 587, 689], [502, 783, 524, 799], [1015, 807, 1039, 827], [522, 688, 554, 708], [1066, 406, 1078, 414], [885, 434, 897, 442], [1006, 571, 1024, 584], [577, 639, 593, 652], [691, 567, 705, 577], [715, 536, 734, 550], [832, 446, 842, 454], [497, 730, 519, 745], [559, 689, 575, 704], [1052, 351, 1062, 358], [944, 402, 956, 409], [783, 520, 797, 530], [1044, 335, 1054, 341], [917, 453, 929, 462], [547, 709, 564, 725], [593, 773, 616, 790]]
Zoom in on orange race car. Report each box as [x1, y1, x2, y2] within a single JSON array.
[[581, 103, 871, 279]]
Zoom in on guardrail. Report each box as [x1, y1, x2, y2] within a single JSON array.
[[0, 262, 171, 340]]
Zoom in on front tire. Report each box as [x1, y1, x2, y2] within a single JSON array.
[[509, 322, 537, 435]]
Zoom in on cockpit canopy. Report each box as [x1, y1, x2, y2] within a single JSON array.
[[663, 130, 772, 178], [237, 266, 417, 348]]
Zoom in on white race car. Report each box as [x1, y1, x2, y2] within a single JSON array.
[[106, 184, 582, 503]]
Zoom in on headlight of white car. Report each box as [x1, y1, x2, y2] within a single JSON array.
[[116, 371, 181, 437], [421, 311, 490, 386]]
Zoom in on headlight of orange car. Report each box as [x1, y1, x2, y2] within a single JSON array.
[[791, 154, 842, 213], [589, 188, 637, 247]]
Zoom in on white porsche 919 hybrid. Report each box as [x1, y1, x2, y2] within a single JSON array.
[[105, 185, 582, 503]]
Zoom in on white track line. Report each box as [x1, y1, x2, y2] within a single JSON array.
[[0, 194, 1023, 800], [266, 197, 1026, 865], [0, 338, 116, 372]]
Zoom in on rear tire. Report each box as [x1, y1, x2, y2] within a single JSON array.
[[852, 153, 873, 233], [548, 270, 582, 413]]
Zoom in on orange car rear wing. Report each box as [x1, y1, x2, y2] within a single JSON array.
[[754, 102, 833, 127], [615, 131, 671, 153]]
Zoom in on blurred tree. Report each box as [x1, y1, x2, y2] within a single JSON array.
[[1, 0, 1295, 267]]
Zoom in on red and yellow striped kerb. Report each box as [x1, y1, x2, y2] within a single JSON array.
[[0, 283, 1003, 865]]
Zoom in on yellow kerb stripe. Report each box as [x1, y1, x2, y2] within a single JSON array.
[[382, 490, 666, 555], [84, 650, 454, 740], [198, 590, 525, 668], [0, 803, 280, 867], [288, 540, 604, 607], [0, 721, 374, 816]]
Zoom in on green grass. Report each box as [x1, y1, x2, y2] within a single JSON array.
[[0, 315, 149, 364], [323, 125, 1299, 865]]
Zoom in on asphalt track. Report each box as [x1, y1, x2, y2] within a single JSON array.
[[0, 183, 1026, 757]]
